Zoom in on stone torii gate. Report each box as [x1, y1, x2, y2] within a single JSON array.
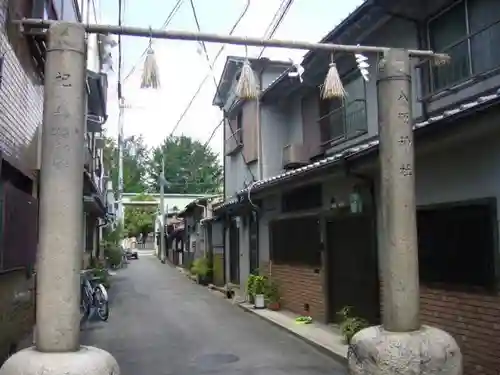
[[0, 20, 461, 375]]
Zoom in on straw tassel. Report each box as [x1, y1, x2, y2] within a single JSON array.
[[321, 55, 346, 99], [235, 59, 260, 100], [141, 46, 161, 89]]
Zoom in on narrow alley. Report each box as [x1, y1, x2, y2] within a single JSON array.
[[81, 255, 347, 375]]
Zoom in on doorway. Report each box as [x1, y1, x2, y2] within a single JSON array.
[[249, 211, 259, 275], [326, 214, 380, 324], [229, 219, 240, 284]]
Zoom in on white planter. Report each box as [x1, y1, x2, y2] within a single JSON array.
[[254, 294, 265, 309]]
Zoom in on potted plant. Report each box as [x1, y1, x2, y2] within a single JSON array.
[[265, 280, 281, 311], [246, 274, 257, 303], [336, 306, 368, 344], [191, 257, 211, 285], [253, 275, 267, 309]]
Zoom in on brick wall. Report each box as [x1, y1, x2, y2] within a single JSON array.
[[0, 0, 44, 173], [420, 287, 500, 375], [267, 261, 499, 374], [261, 262, 326, 321]]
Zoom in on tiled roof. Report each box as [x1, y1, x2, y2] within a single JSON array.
[[260, 0, 380, 102], [216, 88, 500, 210]]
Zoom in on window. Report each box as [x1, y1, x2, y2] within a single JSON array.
[[230, 110, 243, 143], [428, 0, 500, 92], [318, 72, 367, 145], [417, 200, 497, 288], [270, 217, 322, 266], [282, 184, 322, 212], [236, 110, 243, 141]]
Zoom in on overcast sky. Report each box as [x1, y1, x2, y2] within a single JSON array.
[[101, 0, 364, 160]]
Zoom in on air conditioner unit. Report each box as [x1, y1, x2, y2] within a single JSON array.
[[282, 144, 308, 169]]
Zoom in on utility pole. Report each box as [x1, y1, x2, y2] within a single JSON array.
[[348, 49, 461, 375], [0, 21, 119, 375], [159, 155, 166, 263], [117, 97, 125, 228]]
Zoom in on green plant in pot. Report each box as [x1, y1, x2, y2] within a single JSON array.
[[253, 275, 268, 309], [336, 306, 368, 344], [246, 274, 257, 303], [265, 280, 281, 311], [191, 257, 211, 285]]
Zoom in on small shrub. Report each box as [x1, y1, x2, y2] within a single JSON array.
[[191, 257, 210, 277], [336, 306, 368, 344], [265, 280, 280, 303], [104, 247, 122, 268], [246, 274, 257, 297], [253, 275, 267, 295]]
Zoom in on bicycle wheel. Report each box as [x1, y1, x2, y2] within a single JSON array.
[[94, 285, 109, 321]]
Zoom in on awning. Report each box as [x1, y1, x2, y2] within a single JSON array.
[[83, 193, 107, 217]]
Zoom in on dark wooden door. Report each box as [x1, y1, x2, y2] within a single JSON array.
[[249, 212, 259, 275], [326, 215, 380, 324], [229, 220, 240, 284]]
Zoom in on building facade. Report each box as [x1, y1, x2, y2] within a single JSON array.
[[0, 0, 111, 363], [214, 1, 500, 374]]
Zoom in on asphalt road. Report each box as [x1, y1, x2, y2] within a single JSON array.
[[81, 255, 347, 375]]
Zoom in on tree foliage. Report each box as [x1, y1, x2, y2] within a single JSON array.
[[123, 194, 157, 238], [148, 135, 222, 194], [102, 135, 149, 197]]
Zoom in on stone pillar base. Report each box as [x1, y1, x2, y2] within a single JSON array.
[[0, 346, 119, 375], [348, 325, 462, 375]]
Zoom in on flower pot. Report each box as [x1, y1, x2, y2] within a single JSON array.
[[247, 294, 255, 304], [254, 294, 265, 309], [267, 301, 281, 311]]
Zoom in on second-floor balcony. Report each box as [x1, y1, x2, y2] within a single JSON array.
[[424, 1, 500, 97], [24, 0, 82, 77], [318, 99, 368, 149]]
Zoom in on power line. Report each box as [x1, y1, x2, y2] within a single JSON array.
[[170, 0, 292, 141], [167, 0, 251, 138], [122, 0, 184, 83], [195, 0, 293, 151], [203, 119, 223, 149], [117, 0, 123, 99], [258, 0, 294, 58], [188, 0, 255, 184]]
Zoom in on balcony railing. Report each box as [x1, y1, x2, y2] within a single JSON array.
[[318, 99, 368, 148], [225, 127, 243, 156], [427, 19, 500, 95]]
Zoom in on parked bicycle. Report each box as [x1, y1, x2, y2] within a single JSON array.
[[80, 270, 109, 323]]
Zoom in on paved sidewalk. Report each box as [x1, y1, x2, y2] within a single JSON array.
[[238, 303, 348, 364]]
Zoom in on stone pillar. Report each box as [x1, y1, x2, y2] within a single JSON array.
[[0, 21, 119, 375], [347, 49, 462, 375]]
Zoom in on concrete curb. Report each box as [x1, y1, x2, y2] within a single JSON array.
[[236, 303, 348, 366]]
